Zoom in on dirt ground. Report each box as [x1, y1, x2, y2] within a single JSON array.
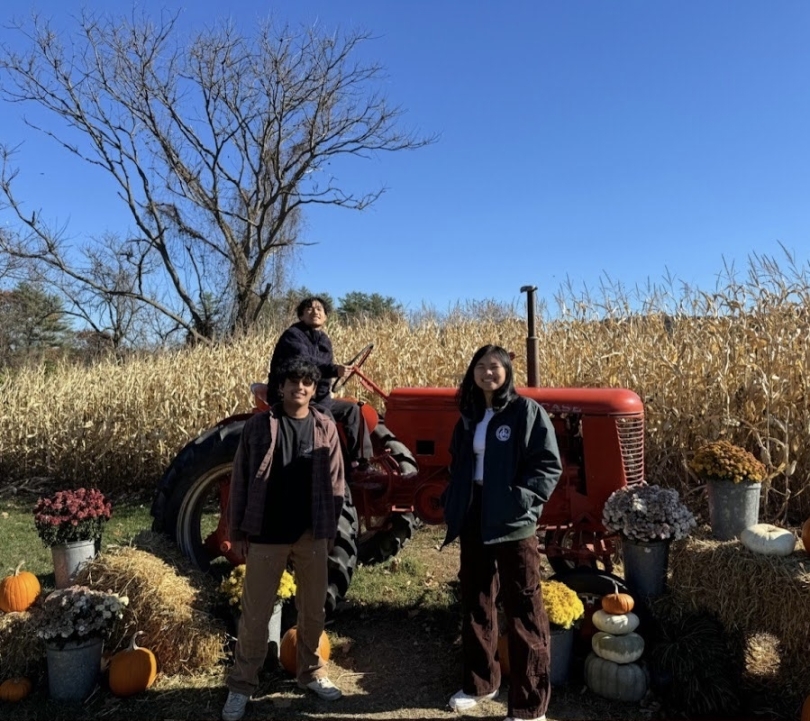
[[0, 526, 681, 721], [202, 528, 655, 721]]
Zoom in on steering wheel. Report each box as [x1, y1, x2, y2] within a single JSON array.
[[332, 343, 374, 393]]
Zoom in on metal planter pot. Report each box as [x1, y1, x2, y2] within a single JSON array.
[[621, 537, 670, 601], [46, 636, 103, 701], [706, 479, 761, 540], [51, 538, 97, 589]]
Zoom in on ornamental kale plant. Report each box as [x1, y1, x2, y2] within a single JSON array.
[[602, 484, 696, 542], [33, 488, 112, 547], [35, 585, 128, 648]]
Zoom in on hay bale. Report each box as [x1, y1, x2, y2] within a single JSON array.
[[74, 542, 227, 676], [0, 609, 45, 678], [669, 535, 810, 698]]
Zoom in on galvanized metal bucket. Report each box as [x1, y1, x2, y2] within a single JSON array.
[[621, 537, 670, 601], [51, 538, 97, 588], [707, 480, 761, 541], [46, 636, 103, 701]]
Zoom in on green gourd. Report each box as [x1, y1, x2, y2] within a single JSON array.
[[592, 609, 640, 635], [591, 631, 644, 664], [584, 653, 647, 701]]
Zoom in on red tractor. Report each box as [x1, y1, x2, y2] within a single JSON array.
[[150, 287, 644, 612]]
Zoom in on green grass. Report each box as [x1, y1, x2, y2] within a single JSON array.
[[346, 527, 457, 611], [0, 497, 153, 585]]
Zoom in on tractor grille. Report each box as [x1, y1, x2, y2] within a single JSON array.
[[616, 415, 645, 485]]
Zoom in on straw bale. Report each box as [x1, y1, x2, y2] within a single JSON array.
[[74, 543, 227, 676], [669, 535, 810, 695], [0, 609, 45, 678]]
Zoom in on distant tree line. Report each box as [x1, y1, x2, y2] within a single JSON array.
[[0, 280, 404, 369]]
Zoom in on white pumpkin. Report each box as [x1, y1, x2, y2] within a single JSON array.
[[591, 631, 644, 664], [584, 653, 647, 701], [740, 524, 795, 556], [592, 609, 640, 635]]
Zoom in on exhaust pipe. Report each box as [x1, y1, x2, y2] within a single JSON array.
[[520, 285, 539, 388]]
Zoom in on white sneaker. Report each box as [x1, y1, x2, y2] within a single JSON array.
[[503, 716, 546, 721], [299, 676, 343, 701], [221, 690, 250, 721], [448, 688, 498, 712]]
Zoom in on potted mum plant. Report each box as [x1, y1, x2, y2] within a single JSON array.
[[499, 579, 584, 686], [543, 579, 585, 686], [35, 585, 128, 701], [33, 488, 113, 588], [689, 440, 767, 540], [219, 565, 296, 660], [602, 483, 696, 600]]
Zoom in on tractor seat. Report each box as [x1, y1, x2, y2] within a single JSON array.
[[250, 382, 270, 411]]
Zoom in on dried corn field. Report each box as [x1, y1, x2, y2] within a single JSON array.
[[1, 258, 809, 520]]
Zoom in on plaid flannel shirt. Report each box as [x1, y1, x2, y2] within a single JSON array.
[[228, 407, 345, 543]]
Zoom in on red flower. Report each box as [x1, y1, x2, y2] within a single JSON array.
[[33, 488, 113, 547]]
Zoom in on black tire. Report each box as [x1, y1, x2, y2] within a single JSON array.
[[150, 416, 360, 615], [358, 512, 419, 565], [548, 568, 629, 606], [355, 423, 419, 565], [326, 487, 359, 614]]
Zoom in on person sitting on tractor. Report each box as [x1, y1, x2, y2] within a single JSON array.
[[267, 296, 372, 467]]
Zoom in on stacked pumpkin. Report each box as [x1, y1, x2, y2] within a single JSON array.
[[584, 586, 647, 702]]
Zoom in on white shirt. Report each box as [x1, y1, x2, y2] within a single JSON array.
[[473, 408, 495, 484]]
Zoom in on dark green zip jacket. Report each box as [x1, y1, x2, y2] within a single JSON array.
[[442, 395, 562, 547]]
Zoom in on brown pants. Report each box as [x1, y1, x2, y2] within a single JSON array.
[[459, 497, 551, 719], [227, 532, 329, 695]]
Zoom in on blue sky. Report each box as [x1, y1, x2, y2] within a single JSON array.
[[2, 0, 810, 315]]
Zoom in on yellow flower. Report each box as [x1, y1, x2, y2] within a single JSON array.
[[689, 440, 766, 484], [219, 565, 296, 612], [541, 580, 584, 630]]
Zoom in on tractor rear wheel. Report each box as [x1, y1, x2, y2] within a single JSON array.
[[150, 416, 359, 615], [355, 423, 419, 565]]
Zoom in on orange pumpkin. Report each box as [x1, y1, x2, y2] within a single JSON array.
[[601, 584, 634, 615], [108, 633, 157, 697], [279, 626, 331, 676], [0, 677, 33, 702], [801, 518, 810, 554], [0, 562, 41, 613]]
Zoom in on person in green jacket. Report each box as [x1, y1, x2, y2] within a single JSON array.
[[443, 345, 562, 721]]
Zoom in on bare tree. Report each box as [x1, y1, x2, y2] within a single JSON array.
[[0, 12, 433, 341]]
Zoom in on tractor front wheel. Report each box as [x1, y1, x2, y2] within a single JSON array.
[[150, 416, 360, 615], [355, 423, 419, 565]]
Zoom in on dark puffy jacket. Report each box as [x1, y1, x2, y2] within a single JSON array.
[[268, 321, 339, 406], [442, 395, 562, 546]]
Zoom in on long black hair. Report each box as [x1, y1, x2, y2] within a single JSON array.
[[456, 344, 517, 420]]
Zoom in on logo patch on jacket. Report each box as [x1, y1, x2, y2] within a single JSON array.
[[496, 425, 511, 441]]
